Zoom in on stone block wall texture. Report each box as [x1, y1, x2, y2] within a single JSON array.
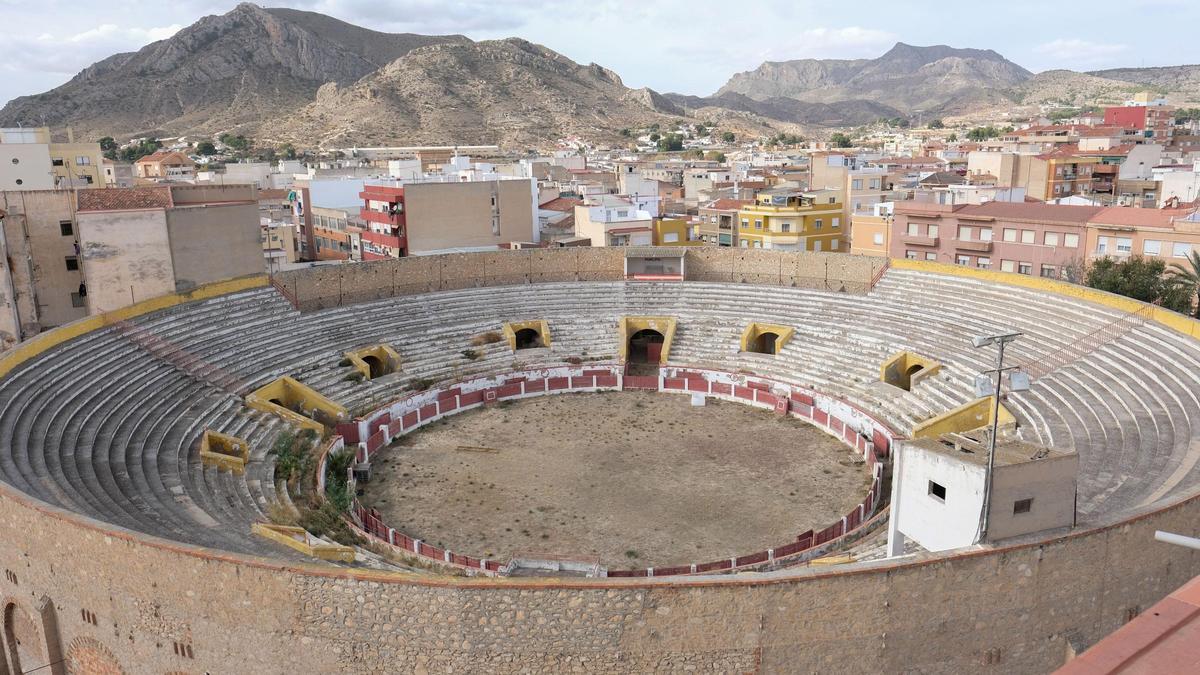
[[1, 478, 1197, 673], [273, 248, 885, 312]]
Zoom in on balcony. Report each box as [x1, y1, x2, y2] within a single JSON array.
[[955, 239, 993, 253], [361, 208, 404, 228], [900, 233, 939, 246]]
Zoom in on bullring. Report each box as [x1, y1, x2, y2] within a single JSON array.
[[0, 247, 1198, 673]]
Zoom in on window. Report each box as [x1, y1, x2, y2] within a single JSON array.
[[814, 219, 823, 230], [1144, 239, 1162, 256], [870, 179, 881, 190], [59, 220, 73, 236], [1018, 262, 1032, 275], [1044, 232, 1060, 247], [1021, 229, 1035, 244], [905, 250, 918, 260], [1064, 233, 1079, 248], [829, 197, 836, 204], [977, 257, 991, 269], [832, 217, 840, 228], [754, 219, 762, 229], [958, 225, 973, 240], [65, 256, 79, 271], [927, 224, 938, 237], [70, 292, 85, 308], [741, 219, 749, 228], [76, 156, 91, 166], [51, 158, 64, 167], [1117, 238, 1133, 254], [925, 252, 937, 261], [928, 480, 947, 502], [663, 232, 679, 243], [1001, 260, 1015, 273], [1174, 242, 1192, 258], [813, 241, 821, 252], [1040, 264, 1057, 278], [907, 223, 919, 236], [852, 179, 863, 190], [979, 228, 993, 241], [754, 240, 762, 248], [1097, 237, 1109, 254], [831, 239, 839, 250], [740, 239, 749, 248], [1013, 498, 1033, 515], [780, 222, 791, 233], [872, 233, 884, 246], [1003, 228, 1017, 242], [956, 255, 970, 266]]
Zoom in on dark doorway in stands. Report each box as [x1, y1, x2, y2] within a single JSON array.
[[362, 355, 387, 378], [751, 331, 780, 355], [514, 328, 542, 350], [628, 329, 665, 364]]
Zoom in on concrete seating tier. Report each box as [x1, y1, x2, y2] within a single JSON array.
[[0, 268, 1197, 559]]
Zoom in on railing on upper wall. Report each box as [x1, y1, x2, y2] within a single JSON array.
[[867, 257, 891, 292], [1020, 302, 1156, 380]]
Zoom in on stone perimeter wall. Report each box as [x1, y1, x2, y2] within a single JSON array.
[[0, 252, 1197, 673], [270, 248, 889, 312]]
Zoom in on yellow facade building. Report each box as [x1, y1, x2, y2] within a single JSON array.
[[735, 189, 845, 251], [652, 218, 703, 246]]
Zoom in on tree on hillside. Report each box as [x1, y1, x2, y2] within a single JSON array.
[[657, 134, 684, 152], [98, 136, 118, 160], [1085, 256, 1194, 314], [928, 119, 944, 129], [1167, 250, 1200, 318], [830, 132, 853, 148], [947, 132, 958, 142], [966, 126, 1002, 142], [648, 132, 661, 143], [195, 140, 216, 156], [279, 144, 297, 160], [1174, 108, 1200, 125], [117, 138, 161, 162], [721, 131, 735, 143]]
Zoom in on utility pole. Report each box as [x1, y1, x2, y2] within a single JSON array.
[[971, 332, 1026, 543]]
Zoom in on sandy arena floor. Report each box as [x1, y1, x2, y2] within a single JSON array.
[[361, 391, 870, 568]]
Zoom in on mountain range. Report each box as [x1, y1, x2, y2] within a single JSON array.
[[2, 3, 1197, 149]]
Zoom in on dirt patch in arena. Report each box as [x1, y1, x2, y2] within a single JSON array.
[[361, 391, 870, 568]]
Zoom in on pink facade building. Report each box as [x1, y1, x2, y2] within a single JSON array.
[[891, 202, 1102, 278]]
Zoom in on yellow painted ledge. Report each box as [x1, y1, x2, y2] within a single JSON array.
[[740, 322, 795, 354], [502, 320, 552, 351], [618, 316, 677, 364], [199, 430, 250, 474], [245, 376, 349, 432], [891, 259, 1200, 340], [912, 396, 1015, 439], [251, 523, 355, 562], [880, 351, 942, 391], [0, 274, 268, 381], [344, 344, 401, 379]]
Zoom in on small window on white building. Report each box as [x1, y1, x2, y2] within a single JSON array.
[[928, 480, 947, 502], [1117, 237, 1133, 254], [663, 232, 679, 243], [873, 233, 884, 246], [1144, 239, 1162, 256], [1013, 498, 1033, 515], [1174, 242, 1192, 258], [1097, 236, 1109, 254]]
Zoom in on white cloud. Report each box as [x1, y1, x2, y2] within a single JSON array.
[[1, 23, 182, 76], [1033, 38, 1128, 65]]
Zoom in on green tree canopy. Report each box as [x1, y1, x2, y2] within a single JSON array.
[[721, 131, 735, 143], [1086, 256, 1195, 313], [195, 140, 216, 156], [656, 134, 684, 152], [830, 132, 853, 148]]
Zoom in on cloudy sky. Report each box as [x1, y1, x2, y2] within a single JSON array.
[[2, 0, 1196, 107]]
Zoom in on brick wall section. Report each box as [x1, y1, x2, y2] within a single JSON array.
[[1, 465, 1198, 671], [271, 249, 886, 312]]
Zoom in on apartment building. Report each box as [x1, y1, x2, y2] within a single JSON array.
[[262, 221, 297, 272], [75, 185, 262, 313], [849, 203, 893, 257], [967, 149, 1099, 201], [1104, 104, 1175, 141], [358, 178, 537, 257], [574, 194, 654, 246], [891, 201, 1101, 278], [0, 127, 103, 189], [736, 188, 844, 251], [1086, 205, 1200, 261], [102, 160, 135, 188], [0, 190, 88, 339], [696, 198, 750, 246], [134, 150, 196, 181]]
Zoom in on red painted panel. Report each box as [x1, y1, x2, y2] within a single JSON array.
[[437, 389, 461, 403], [583, 369, 609, 378], [570, 376, 592, 389], [388, 419, 403, 435], [548, 377, 569, 390], [419, 403, 438, 420], [505, 375, 527, 385], [748, 381, 769, 391], [465, 558, 481, 569], [773, 540, 805, 558], [366, 431, 385, 453], [484, 560, 501, 571], [814, 409, 829, 426], [734, 386, 754, 400], [497, 382, 523, 398], [791, 391, 814, 406], [663, 377, 687, 390], [735, 551, 769, 566], [402, 411, 419, 429], [451, 553, 471, 567], [623, 375, 658, 390], [686, 379, 708, 393], [647, 343, 663, 362], [711, 382, 733, 396], [439, 397, 459, 414], [336, 423, 360, 444], [873, 430, 890, 457], [524, 378, 547, 393], [695, 559, 733, 573], [654, 565, 691, 577], [460, 390, 484, 406], [757, 391, 778, 407], [595, 375, 618, 388]]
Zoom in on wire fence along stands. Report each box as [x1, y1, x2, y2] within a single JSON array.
[[1020, 302, 1154, 380], [326, 365, 895, 578]]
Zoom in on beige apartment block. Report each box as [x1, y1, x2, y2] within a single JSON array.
[[403, 179, 536, 252]]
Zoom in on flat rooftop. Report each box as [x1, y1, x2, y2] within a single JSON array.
[[912, 433, 1074, 468]]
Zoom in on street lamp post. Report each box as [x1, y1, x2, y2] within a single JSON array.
[[971, 331, 1026, 543]]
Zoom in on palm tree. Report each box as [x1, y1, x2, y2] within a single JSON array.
[[1167, 250, 1200, 318]]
